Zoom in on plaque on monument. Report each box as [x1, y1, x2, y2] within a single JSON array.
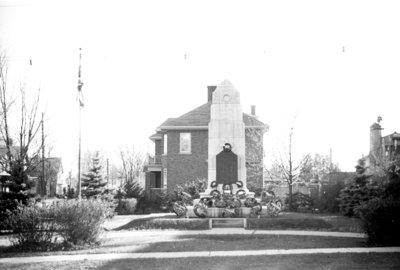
[[216, 143, 238, 185]]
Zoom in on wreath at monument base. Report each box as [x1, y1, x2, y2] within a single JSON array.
[[236, 189, 246, 199], [244, 197, 258, 208], [222, 208, 236, 218], [228, 198, 242, 209], [251, 204, 262, 216], [214, 199, 227, 208], [200, 197, 213, 207], [194, 203, 208, 218], [210, 189, 220, 198], [173, 201, 187, 218]]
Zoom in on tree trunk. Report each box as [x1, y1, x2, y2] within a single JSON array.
[[288, 181, 293, 211]]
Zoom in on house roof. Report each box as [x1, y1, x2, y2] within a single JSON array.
[[383, 132, 400, 146], [0, 145, 19, 157], [157, 102, 267, 131], [149, 133, 163, 142], [45, 157, 63, 173], [370, 122, 383, 130]]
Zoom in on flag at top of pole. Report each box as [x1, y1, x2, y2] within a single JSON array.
[[77, 48, 84, 108]]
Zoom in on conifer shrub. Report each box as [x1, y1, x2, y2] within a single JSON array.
[[0, 192, 29, 230], [313, 181, 345, 213], [356, 197, 400, 245], [285, 192, 313, 212], [356, 158, 400, 245], [338, 158, 380, 217]]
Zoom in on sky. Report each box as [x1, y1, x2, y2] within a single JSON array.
[[0, 0, 399, 175]]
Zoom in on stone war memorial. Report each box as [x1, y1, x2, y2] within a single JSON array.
[[144, 80, 281, 218]]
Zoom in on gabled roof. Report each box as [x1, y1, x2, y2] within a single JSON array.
[[159, 103, 211, 127], [45, 157, 63, 173], [157, 102, 267, 131], [383, 132, 400, 146], [149, 133, 163, 141]]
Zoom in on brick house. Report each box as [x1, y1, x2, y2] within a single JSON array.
[[368, 117, 400, 170], [144, 81, 268, 198]]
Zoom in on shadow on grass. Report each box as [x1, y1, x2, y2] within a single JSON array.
[[130, 234, 368, 253], [94, 253, 400, 270]]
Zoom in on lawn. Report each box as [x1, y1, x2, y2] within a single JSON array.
[[0, 234, 367, 258], [114, 215, 209, 231], [248, 212, 363, 232], [110, 212, 363, 232], [3, 253, 400, 270]]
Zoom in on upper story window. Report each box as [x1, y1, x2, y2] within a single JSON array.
[[163, 134, 167, 154], [180, 133, 191, 154]]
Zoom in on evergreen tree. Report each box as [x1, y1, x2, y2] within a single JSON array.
[[338, 158, 379, 217], [123, 178, 143, 198], [81, 155, 106, 198]]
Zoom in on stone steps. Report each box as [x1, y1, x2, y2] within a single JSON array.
[[210, 218, 246, 229]]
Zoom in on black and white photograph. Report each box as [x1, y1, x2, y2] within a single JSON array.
[[0, 0, 400, 269]]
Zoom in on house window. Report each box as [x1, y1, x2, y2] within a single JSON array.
[[180, 133, 191, 153], [163, 134, 167, 154]]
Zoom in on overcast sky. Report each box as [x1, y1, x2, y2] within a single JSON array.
[[1, 0, 399, 174]]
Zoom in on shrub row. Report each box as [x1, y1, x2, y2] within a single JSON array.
[[356, 197, 400, 245], [116, 217, 209, 231], [5, 199, 115, 251]]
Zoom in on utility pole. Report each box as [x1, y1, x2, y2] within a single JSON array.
[[41, 112, 46, 197]]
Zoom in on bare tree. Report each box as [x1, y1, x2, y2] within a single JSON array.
[[119, 146, 144, 185], [299, 153, 340, 183], [269, 125, 310, 210], [0, 51, 14, 171], [0, 51, 44, 194]]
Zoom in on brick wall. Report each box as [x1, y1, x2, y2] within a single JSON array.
[[165, 130, 208, 193], [155, 139, 162, 156], [267, 183, 321, 200], [245, 128, 264, 189]]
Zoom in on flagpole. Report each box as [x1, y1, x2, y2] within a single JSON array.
[[77, 48, 84, 200], [78, 102, 82, 200]]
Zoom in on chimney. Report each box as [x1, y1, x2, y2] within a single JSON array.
[[370, 116, 383, 161], [207, 86, 217, 102], [251, 105, 256, 116]]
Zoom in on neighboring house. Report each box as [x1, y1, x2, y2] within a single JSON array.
[[46, 157, 65, 196], [0, 144, 19, 170], [0, 141, 65, 196], [367, 117, 400, 174], [31, 157, 65, 197], [144, 82, 267, 198]]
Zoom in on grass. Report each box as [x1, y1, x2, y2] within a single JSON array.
[[112, 212, 362, 232], [136, 234, 367, 253], [3, 253, 400, 270], [0, 234, 368, 258], [114, 215, 209, 231], [248, 212, 363, 232]]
